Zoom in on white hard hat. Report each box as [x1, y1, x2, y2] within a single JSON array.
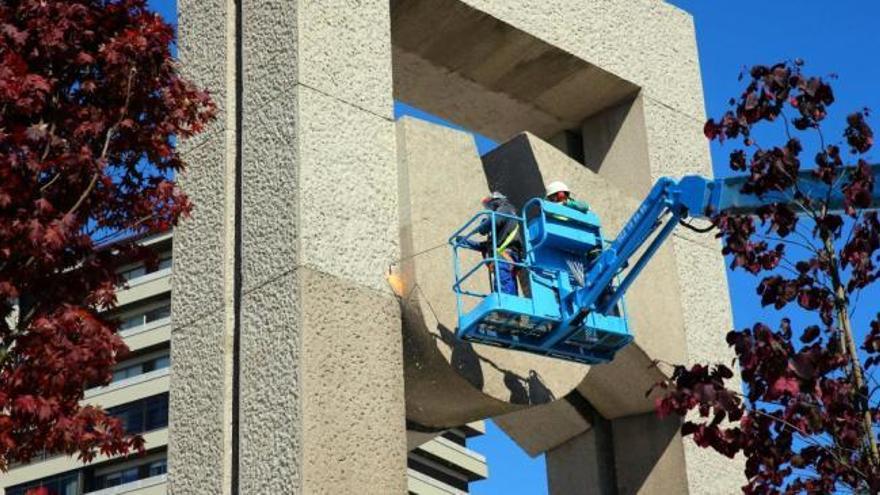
[[545, 181, 570, 197], [482, 191, 506, 204]]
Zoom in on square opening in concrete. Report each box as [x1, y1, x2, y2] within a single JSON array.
[[390, 0, 652, 185]]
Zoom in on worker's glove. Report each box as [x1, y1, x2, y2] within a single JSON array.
[[454, 236, 483, 251]]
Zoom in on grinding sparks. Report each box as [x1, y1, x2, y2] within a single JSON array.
[[386, 267, 405, 297]]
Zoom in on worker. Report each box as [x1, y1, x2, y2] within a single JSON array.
[[457, 192, 524, 296], [545, 181, 596, 286], [545, 181, 589, 213]]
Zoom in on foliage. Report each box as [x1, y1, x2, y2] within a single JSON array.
[[0, 0, 214, 470], [654, 61, 880, 493]]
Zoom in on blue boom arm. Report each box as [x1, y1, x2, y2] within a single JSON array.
[[449, 164, 880, 365], [544, 164, 880, 350]]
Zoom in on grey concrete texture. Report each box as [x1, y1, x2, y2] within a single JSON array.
[[547, 411, 689, 495], [459, 0, 706, 120], [391, 0, 639, 142], [391, 0, 703, 145], [493, 398, 591, 457], [300, 268, 407, 494], [612, 413, 688, 495], [170, 0, 233, 492], [581, 94, 653, 197], [174, 0, 408, 493], [546, 418, 616, 495], [238, 0, 407, 489], [297, 87, 399, 293], [397, 117, 586, 431]]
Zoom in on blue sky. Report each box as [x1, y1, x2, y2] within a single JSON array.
[[151, 1, 880, 493]]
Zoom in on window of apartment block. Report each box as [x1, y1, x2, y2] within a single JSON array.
[[117, 299, 171, 331], [111, 352, 170, 383], [90, 456, 167, 491], [119, 250, 172, 282], [148, 459, 167, 477], [107, 393, 169, 435], [6, 471, 79, 495]]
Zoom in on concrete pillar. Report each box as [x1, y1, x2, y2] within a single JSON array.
[[547, 421, 616, 495], [612, 414, 687, 495], [547, 412, 687, 495], [171, 1, 406, 494]]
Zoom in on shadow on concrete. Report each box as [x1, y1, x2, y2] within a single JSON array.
[[581, 95, 638, 175], [436, 323, 555, 406], [482, 134, 547, 211], [613, 413, 683, 495], [526, 370, 554, 404], [437, 323, 484, 391]]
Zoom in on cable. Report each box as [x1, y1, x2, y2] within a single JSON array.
[[678, 218, 716, 233], [389, 243, 448, 266]]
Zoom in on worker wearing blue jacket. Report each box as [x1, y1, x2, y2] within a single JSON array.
[[458, 191, 524, 296]]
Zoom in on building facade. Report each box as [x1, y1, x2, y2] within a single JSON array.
[[0, 233, 487, 495]]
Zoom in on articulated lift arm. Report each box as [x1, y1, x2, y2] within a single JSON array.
[[450, 164, 880, 364], [544, 164, 880, 350]]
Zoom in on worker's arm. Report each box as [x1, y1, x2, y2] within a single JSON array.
[[564, 198, 589, 214], [455, 236, 487, 252], [475, 217, 491, 235]]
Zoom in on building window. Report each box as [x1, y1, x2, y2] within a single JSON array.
[[118, 301, 171, 331], [147, 459, 167, 477], [90, 457, 167, 491], [111, 353, 170, 384], [119, 252, 172, 282], [98, 466, 139, 488], [6, 471, 79, 495], [107, 394, 169, 435], [157, 255, 172, 271]]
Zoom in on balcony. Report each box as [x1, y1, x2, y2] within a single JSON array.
[[83, 367, 170, 410], [119, 317, 171, 353], [417, 436, 488, 481], [116, 268, 171, 308], [1, 430, 169, 489]]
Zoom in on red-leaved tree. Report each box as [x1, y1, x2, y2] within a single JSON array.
[[653, 60, 880, 493], [0, 0, 214, 469]]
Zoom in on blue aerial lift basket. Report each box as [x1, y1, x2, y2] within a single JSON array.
[[450, 198, 633, 365]]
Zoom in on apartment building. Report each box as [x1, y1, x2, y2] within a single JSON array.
[[1, 232, 487, 494], [408, 425, 488, 495]]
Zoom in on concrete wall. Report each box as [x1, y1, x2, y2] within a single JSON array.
[[173, 1, 406, 493]]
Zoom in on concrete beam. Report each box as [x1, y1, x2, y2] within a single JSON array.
[[391, 0, 638, 142]]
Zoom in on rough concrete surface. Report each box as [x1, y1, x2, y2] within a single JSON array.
[[174, 0, 407, 493], [391, 0, 639, 142], [546, 419, 616, 495], [297, 86, 399, 293], [397, 117, 586, 431], [170, 0, 233, 493], [581, 94, 653, 197], [459, 0, 706, 120], [493, 398, 592, 456], [613, 413, 688, 495], [300, 268, 406, 494]]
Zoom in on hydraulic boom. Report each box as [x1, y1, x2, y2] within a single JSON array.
[[450, 165, 880, 365]]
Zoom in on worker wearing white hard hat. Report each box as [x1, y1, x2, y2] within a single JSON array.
[[545, 181, 589, 214]]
